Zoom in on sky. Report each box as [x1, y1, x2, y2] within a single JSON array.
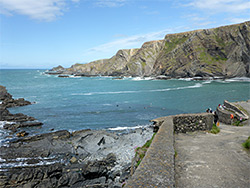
[[0, 0, 249, 69]]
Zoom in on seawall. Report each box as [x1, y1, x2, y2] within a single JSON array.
[[217, 100, 249, 124], [125, 113, 213, 188]]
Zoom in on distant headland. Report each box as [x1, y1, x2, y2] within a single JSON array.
[[47, 21, 250, 79]]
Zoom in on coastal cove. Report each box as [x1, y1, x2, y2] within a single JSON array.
[[0, 69, 249, 142], [0, 69, 249, 187]]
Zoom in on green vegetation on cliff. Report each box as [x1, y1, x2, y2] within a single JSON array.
[[134, 133, 156, 168]]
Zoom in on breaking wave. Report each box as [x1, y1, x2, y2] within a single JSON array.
[[72, 83, 203, 96], [108, 124, 151, 131]]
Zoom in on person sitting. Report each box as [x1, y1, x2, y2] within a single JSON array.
[[218, 104, 224, 110]]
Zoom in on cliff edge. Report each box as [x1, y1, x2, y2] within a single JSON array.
[[49, 21, 250, 78]]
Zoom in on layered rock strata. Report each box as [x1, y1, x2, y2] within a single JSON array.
[[0, 85, 154, 188], [48, 21, 250, 79], [0, 127, 154, 187], [0, 86, 43, 132]]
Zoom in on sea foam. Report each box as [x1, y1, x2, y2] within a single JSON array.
[[71, 83, 203, 96]]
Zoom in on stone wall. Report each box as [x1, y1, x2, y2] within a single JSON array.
[[224, 100, 243, 116], [216, 107, 232, 124], [224, 100, 249, 120], [216, 100, 249, 124], [173, 113, 214, 133]]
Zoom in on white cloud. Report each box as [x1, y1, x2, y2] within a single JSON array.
[[0, 0, 129, 21], [229, 17, 250, 24], [0, 0, 79, 21], [89, 29, 171, 52], [82, 28, 184, 62], [188, 0, 250, 13]]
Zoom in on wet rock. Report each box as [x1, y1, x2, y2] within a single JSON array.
[[0, 124, 154, 188], [68, 171, 84, 186], [82, 176, 107, 187], [58, 75, 70, 78], [19, 121, 43, 127], [97, 136, 106, 146]]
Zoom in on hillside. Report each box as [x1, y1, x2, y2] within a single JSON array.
[[50, 21, 250, 78]]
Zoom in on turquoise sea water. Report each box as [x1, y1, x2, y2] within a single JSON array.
[[0, 69, 249, 142]]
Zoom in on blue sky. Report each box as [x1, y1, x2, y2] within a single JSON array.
[[0, 0, 249, 69]]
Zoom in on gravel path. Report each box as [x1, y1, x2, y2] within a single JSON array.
[[175, 101, 250, 188]]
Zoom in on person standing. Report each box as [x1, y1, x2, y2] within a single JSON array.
[[214, 111, 219, 125]]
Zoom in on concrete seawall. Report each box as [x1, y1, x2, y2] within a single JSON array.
[[125, 113, 214, 188], [125, 116, 175, 188]]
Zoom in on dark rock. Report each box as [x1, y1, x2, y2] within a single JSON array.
[[58, 75, 69, 78], [82, 176, 106, 187], [13, 130, 71, 143], [58, 173, 70, 186], [84, 161, 107, 179], [97, 137, 106, 146], [0, 121, 153, 188], [0, 85, 12, 100], [4, 121, 43, 132], [68, 172, 84, 185], [19, 121, 43, 127], [83, 154, 116, 179], [105, 153, 116, 166], [119, 163, 131, 183]]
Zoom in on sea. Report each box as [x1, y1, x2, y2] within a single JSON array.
[[0, 69, 249, 145]]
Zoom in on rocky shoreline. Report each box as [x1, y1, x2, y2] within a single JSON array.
[[0, 86, 154, 188], [45, 67, 250, 81], [45, 68, 246, 81], [0, 85, 43, 134]]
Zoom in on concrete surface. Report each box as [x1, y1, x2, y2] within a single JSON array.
[[125, 117, 175, 188], [175, 101, 250, 188]]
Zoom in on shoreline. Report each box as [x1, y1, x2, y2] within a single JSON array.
[[0, 123, 154, 187], [0, 83, 249, 187], [0, 85, 155, 187], [44, 70, 250, 81]]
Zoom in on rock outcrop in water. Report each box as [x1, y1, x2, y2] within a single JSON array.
[[0, 85, 42, 132], [48, 21, 250, 78]]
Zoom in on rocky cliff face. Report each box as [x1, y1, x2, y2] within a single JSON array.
[[50, 21, 250, 78]]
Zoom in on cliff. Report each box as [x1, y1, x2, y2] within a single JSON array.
[[50, 21, 250, 78]]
